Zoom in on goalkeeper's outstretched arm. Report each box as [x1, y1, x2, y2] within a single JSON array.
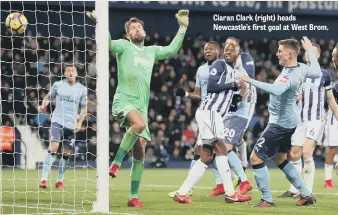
[[154, 10, 189, 60], [86, 10, 126, 54]]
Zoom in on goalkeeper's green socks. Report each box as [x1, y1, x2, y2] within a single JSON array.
[[129, 158, 144, 199], [112, 128, 139, 166]]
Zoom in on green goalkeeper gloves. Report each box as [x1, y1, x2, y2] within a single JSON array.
[[175, 10, 189, 27]]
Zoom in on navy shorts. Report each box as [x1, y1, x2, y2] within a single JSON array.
[[49, 122, 76, 150], [223, 115, 248, 146], [254, 123, 296, 161]]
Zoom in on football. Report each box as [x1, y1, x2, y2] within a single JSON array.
[[5, 12, 28, 34]]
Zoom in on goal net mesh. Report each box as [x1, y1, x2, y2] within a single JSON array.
[[0, 1, 98, 214]]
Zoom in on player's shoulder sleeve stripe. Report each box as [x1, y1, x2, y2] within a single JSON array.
[[213, 59, 226, 67], [240, 52, 254, 65], [209, 60, 226, 76]]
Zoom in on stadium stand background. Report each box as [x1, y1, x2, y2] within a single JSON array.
[[1, 1, 337, 167]]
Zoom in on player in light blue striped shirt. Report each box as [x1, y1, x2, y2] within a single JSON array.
[[237, 37, 320, 207], [39, 66, 87, 189]]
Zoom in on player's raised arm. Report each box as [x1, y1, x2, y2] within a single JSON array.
[[240, 53, 255, 79], [108, 34, 127, 54], [38, 82, 58, 112], [301, 36, 321, 78], [154, 10, 189, 60], [207, 60, 237, 93], [237, 73, 290, 96]]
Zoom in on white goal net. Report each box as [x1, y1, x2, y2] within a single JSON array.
[[0, 1, 109, 214]]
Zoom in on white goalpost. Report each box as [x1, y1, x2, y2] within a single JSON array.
[[0, 1, 110, 214], [92, 0, 110, 213]]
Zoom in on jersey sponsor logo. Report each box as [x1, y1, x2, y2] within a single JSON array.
[[279, 76, 288, 83], [134, 56, 152, 68], [246, 61, 254, 65]]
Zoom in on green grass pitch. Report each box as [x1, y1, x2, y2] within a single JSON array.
[[2, 168, 338, 215]]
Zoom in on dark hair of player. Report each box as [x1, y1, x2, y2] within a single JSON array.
[[63, 63, 76, 69], [278, 39, 300, 55], [125, 17, 144, 34], [206, 41, 220, 50], [312, 42, 321, 53], [226, 36, 240, 47]]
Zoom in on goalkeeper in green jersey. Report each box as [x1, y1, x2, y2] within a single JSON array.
[[87, 10, 189, 208]]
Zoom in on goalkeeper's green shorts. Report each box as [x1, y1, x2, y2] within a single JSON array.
[[112, 99, 151, 141]]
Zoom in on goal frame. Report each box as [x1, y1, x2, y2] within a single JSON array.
[[91, 0, 110, 213]]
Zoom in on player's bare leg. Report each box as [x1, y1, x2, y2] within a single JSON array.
[[280, 146, 302, 198], [55, 148, 71, 190], [40, 141, 59, 188], [127, 138, 146, 208], [273, 152, 316, 206], [109, 110, 146, 178], [225, 143, 252, 195], [325, 146, 337, 188]]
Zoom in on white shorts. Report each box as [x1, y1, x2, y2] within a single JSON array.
[[196, 133, 203, 146], [291, 120, 325, 147], [195, 109, 224, 145], [323, 117, 338, 147]]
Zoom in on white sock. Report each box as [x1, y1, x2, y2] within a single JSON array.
[[303, 157, 315, 193], [177, 159, 207, 195], [215, 155, 235, 196], [238, 140, 248, 168], [289, 158, 302, 193], [325, 164, 333, 180], [212, 166, 223, 185]]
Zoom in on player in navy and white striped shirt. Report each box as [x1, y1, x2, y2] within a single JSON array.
[[169, 41, 221, 198], [207, 38, 256, 197], [280, 43, 338, 197], [174, 43, 252, 204], [237, 37, 320, 207], [200, 58, 239, 117]]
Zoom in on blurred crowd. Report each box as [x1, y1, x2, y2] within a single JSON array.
[[1, 29, 337, 163]]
